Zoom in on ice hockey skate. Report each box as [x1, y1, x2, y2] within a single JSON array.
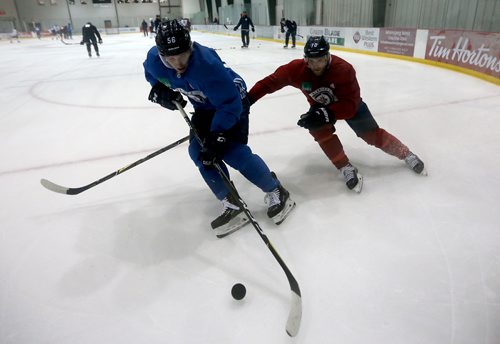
[[265, 172, 296, 225], [211, 193, 249, 238], [340, 163, 363, 193], [405, 152, 427, 176]]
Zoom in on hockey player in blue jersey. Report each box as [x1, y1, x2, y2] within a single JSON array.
[[143, 20, 295, 237]]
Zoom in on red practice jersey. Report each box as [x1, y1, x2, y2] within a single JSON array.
[[248, 55, 361, 120]]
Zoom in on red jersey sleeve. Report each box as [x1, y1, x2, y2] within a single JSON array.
[[248, 60, 302, 103]]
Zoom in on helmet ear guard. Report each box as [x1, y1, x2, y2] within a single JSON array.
[[156, 19, 191, 56]]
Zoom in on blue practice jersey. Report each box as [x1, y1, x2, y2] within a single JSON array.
[[143, 42, 247, 132]]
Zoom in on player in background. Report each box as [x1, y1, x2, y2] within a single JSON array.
[[153, 15, 161, 33], [248, 36, 426, 193], [67, 23, 73, 39], [180, 18, 191, 32], [80, 22, 102, 57], [10, 28, 20, 43], [233, 11, 255, 48], [141, 19, 148, 37], [280, 17, 297, 48], [50, 25, 59, 40], [149, 18, 154, 38], [34, 26, 41, 39], [143, 20, 295, 237]]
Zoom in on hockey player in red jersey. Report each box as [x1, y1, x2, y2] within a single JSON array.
[[248, 35, 426, 192]]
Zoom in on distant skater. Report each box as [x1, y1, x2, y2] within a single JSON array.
[[80, 22, 102, 57], [233, 11, 255, 48], [10, 28, 21, 43]]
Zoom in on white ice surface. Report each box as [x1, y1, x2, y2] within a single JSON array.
[[1, 32, 499, 344]]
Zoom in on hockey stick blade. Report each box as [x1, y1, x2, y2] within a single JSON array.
[[267, 240, 302, 337], [223, 24, 229, 30], [40, 135, 189, 195], [40, 178, 73, 194], [60, 39, 80, 45], [287, 289, 302, 337]]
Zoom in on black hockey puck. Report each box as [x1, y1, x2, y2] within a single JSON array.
[[231, 283, 246, 300]]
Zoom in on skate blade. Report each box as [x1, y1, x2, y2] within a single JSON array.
[[272, 198, 296, 225], [352, 173, 363, 193], [215, 215, 249, 238]]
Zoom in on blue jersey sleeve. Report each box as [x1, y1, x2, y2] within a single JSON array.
[[187, 45, 244, 132], [143, 47, 160, 86]]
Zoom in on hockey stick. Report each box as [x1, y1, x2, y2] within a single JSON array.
[[40, 135, 189, 195], [174, 101, 302, 337], [60, 38, 80, 45], [223, 24, 229, 30]]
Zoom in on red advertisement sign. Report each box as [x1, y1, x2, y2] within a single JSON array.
[[378, 28, 416, 56], [426, 30, 500, 78]]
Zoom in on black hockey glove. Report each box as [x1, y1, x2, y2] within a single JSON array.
[[297, 107, 335, 130], [233, 27, 237, 31], [251, 27, 255, 32], [148, 83, 187, 111], [80, 41, 84, 45], [98, 39, 103, 44], [199, 132, 228, 168]]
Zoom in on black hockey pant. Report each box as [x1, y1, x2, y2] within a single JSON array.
[[240, 30, 250, 46], [85, 39, 99, 54]]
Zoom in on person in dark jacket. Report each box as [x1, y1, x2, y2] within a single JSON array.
[[280, 18, 297, 48], [80, 22, 102, 57], [233, 11, 255, 48], [141, 19, 148, 37], [154, 15, 161, 33]]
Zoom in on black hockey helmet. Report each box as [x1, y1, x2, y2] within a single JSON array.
[[304, 36, 330, 58], [156, 19, 191, 56]]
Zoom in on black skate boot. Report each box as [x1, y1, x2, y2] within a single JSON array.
[[340, 163, 363, 193], [265, 172, 296, 225], [211, 193, 249, 238], [405, 152, 427, 175]]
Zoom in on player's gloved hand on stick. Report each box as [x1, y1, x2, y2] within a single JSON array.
[[148, 83, 187, 110], [297, 107, 335, 130], [233, 27, 237, 31], [199, 132, 228, 168]]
